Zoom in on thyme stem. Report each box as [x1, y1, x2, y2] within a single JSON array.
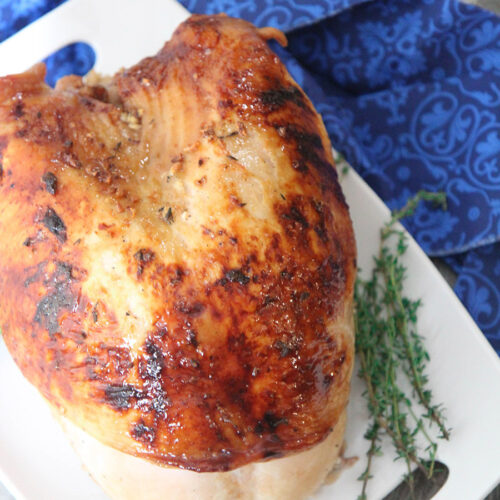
[[355, 191, 450, 499]]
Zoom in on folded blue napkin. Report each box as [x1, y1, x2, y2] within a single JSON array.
[[1, 0, 499, 354]]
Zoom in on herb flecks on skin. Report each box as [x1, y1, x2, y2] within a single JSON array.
[[355, 191, 450, 500]]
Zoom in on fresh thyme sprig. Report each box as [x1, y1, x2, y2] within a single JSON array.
[[355, 191, 450, 500]]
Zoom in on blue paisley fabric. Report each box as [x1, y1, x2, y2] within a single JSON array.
[[0, 0, 499, 354]]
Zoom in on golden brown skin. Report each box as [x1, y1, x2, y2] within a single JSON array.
[[0, 15, 356, 473]]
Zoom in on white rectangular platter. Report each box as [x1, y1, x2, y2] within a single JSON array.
[[0, 1, 499, 499]]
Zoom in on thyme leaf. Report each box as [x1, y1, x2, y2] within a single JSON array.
[[355, 191, 450, 500]]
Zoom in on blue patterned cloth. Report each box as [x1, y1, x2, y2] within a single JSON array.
[[1, 0, 499, 353]]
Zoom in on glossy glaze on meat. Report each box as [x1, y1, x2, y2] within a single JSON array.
[[0, 14, 356, 472]]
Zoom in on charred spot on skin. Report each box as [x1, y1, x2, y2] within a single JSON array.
[[187, 330, 199, 348], [58, 151, 81, 169], [314, 224, 328, 243], [274, 122, 335, 178], [104, 384, 139, 410], [99, 347, 134, 378], [319, 255, 345, 291], [224, 269, 250, 286], [42, 207, 67, 243], [175, 300, 205, 317], [264, 412, 288, 429], [323, 352, 346, 388], [262, 295, 278, 308], [323, 373, 334, 388], [134, 248, 155, 277], [42, 172, 58, 195], [24, 261, 46, 287], [254, 412, 288, 435], [23, 232, 45, 248], [274, 339, 291, 358], [260, 85, 305, 111], [136, 337, 171, 415], [141, 340, 164, 380], [13, 101, 25, 118], [153, 322, 168, 339], [312, 199, 329, 243], [282, 205, 309, 229], [34, 262, 76, 335], [253, 423, 264, 436], [279, 124, 323, 162], [132, 421, 156, 444], [169, 267, 184, 285]]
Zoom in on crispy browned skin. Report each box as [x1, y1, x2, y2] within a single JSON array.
[[0, 15, 355, 472]]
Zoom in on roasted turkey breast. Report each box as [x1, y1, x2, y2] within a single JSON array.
[[0, 14, 355, 499]]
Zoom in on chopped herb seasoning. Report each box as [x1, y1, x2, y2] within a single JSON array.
[[216, 130, 239, 139], [164, 207, 174, 224], [92, 302, 99, 323]]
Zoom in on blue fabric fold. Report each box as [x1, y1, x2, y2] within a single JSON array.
[[1, 0, 499, 354]]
